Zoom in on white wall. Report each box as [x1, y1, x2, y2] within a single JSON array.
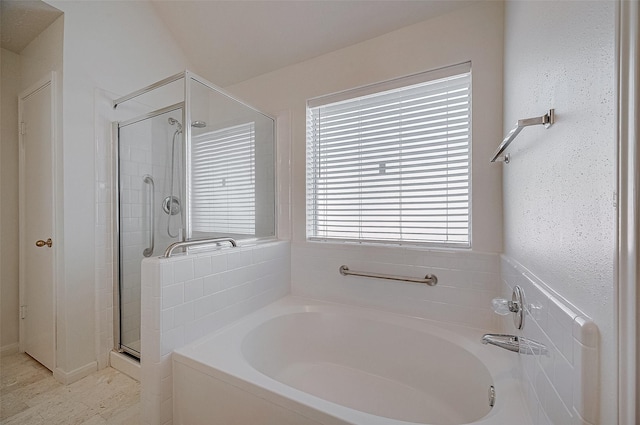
[[0, 48, 21, 353], [502, 1, 616, 423], [228, 0, 504, 253], [44, 0, 191, 379], [19, 16, 64, 93]]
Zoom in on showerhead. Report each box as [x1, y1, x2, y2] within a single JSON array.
[[168, 117, 206, 131], [168, 117, 182, 131]]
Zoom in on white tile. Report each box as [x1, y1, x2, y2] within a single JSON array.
[[161, 326, 184, 356], [160, 262, 174, 286], [184, 278, 204, 302], [194, 295, 215, 319], [173, 302, 195, 327], [573, 316, 598, 348], [173, 259, 194, 282], [161, 309, 174, 332], [227, 250, 252, 270], [193, 256, 212, 278], [219, 268, 250, 290], [203, 274, 222, 295], [160, 355, 172, 379], [161, 283, 184, 309], [252, 244, 279, 263], [161, 375, 173, 402], [501, 254, 599, 425], [553, 355, 574, 412], [210, 253, 227, 273], [572, 341, 598, 425]]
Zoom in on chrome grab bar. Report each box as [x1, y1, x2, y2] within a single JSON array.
[[339, 265, 437, 286], [142, 175, 154, 257], [164, 237, 237, 258]]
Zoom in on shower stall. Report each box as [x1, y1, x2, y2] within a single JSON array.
[[112, 71, 275, 358]]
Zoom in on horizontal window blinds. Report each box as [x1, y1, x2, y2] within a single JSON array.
[[190, 122, 256, 235], [306, 64, 471, 246]]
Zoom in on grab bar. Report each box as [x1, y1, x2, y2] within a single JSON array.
[[164, 237, 237, 258], [339, 265, 438, 286], [142, 175, 154, 257], [490, 109, 555, 163]]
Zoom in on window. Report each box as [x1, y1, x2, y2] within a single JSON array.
[[306, 63, 471, 247], [190, 122, 256, 235]]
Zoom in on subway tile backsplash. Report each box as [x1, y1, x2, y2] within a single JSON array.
[[140, 241, 290, 425], [500, 255, 598, 425], [291, 242, 501, 330]]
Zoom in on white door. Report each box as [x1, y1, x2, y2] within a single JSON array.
[[19, 76, 55, 371]]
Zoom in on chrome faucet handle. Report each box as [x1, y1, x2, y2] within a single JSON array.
[[491, 298, 520, 315], [490, 286, 525, 329]]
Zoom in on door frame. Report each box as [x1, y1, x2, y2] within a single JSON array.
[[616, 0, 639, 422], [18, 71, 59, 368]]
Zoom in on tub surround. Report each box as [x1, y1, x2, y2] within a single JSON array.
[[140, 240, 290, 425], [500, 255, 598, 425], [291, 242, 501, 331]]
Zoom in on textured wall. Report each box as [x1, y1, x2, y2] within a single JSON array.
[[502, 1, 616, 423]]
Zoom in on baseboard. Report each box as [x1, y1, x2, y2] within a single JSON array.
[[0, 343, 19, 357], [53, 361, 98, 385], [110, 350, 140, 381]]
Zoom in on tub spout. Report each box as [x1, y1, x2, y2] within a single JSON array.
[[481, 334, 520, 352], [481, 334, 547, 355]]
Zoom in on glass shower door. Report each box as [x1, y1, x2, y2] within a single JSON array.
[[117, 107, 184, 357]]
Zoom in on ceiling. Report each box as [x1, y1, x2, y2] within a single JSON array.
[[151, 0, 477, 86], [0, 0, 62, 54], [1, 0, 476, 86]]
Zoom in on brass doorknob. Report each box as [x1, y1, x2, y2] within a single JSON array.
[[35, 238, 52, 248]]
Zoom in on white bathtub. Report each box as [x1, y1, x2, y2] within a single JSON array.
[[173, 296, 531, 425]]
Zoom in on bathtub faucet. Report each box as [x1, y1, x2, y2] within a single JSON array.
[[481, 334, 547, 355]]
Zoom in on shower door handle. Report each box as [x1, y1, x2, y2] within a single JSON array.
[[143, 175, 154, 257]]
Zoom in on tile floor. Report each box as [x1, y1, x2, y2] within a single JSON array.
[[1, 352, 140, 424]]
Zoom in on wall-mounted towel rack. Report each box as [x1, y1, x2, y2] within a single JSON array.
[[339, 265, 438, 286], [490, 109, 555, 163]]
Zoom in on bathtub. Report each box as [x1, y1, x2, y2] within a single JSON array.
[[173, 296, 531, 425]]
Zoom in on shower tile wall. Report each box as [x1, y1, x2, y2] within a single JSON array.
[[118, 113, 183, 352], [140, 241, 290, 425], [500, 256, 598, 425], [118, 119, 150, 350]]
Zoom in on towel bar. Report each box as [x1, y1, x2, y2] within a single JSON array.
[[491, 109, 554, 163]]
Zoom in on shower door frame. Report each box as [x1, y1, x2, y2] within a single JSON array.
[[182, 71, 277, 241], [111, 70, 278, 359], [112, 102, 185, 358]]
